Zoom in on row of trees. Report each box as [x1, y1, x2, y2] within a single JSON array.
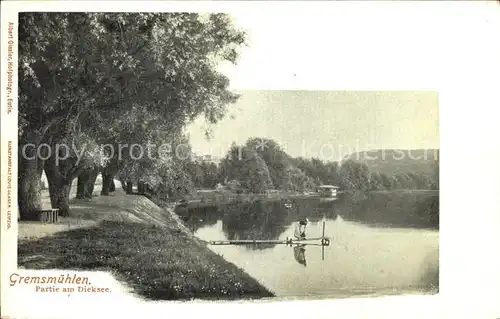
[[217, 139, 317, 193], [185, 161, 219, 189], [18, 13, 438, 220], [18, 12, 246, 219], [214, 138, 439, 194]]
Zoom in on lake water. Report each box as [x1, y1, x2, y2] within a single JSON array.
[[182, 192, 439, 298]]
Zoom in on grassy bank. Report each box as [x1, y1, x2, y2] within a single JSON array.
[[18, 189, 274, 300]]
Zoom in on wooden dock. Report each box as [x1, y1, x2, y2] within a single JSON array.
[[207, 220, 330, 247], [208, 236, 330, 247], [207, 221, 331, 260]]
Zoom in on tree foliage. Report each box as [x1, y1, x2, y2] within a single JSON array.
[[216, 138, 439, 194], [18, 12, 246, 218], [219, 144, 273, 194], [282, 166, 316, 192], [245, 138, 292, 189]]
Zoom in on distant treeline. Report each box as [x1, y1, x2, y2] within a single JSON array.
[[185, 138, 439, 194]]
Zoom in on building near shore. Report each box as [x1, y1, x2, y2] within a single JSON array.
[[317, 185, 339, 197]]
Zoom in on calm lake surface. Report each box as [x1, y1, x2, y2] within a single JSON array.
[[183, 192, 439, 298]]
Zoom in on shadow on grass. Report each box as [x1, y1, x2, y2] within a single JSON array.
[[18, 220, 274, 301]]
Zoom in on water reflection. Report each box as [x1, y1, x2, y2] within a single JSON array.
[[182, 192, 438, 243], [293, 245, 307, 266], [337, 191, 439, 229], [221, 200, 288, 250], [182, 191, 439, 297], [218, 198, 339, 250]]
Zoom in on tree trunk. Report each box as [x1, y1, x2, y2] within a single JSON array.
[[44, 158, 74, 217], [110, 179, 116, 192], [77, 167, 100, 199], [18, 132, 44, 221], [101, 173, 113, 196], [76, 172, 89, 199], [87, 169, 99, 196], [18, 150, 44, 220], [126, 181, 133, 194], [138, 181, 145, 195], [45, 172, 73, 217]]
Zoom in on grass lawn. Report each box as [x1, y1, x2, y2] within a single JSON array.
[[18, 220, 274, 300]]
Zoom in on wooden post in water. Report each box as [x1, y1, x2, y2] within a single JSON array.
[[322, 220, 326, 260], [189, 210, 194, 233], [191, 208, 194, 233]]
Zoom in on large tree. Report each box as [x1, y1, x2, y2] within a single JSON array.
[[201, 162, 219, 189], [219, 144, 273, 194], [19, 13, 107, 217], [18, 13, 246, 218], [245, 138, 291, 189], [282, 166, 316, 193]]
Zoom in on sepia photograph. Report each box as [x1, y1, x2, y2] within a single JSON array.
[[15, 11, 438, 301], [2, 2, 500, 319]]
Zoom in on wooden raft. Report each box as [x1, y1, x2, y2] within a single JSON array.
[[208, 237, 331, 247]]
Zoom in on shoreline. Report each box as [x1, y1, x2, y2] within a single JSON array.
[[172, 188, 439, 230], [173, 190, 331, 212], [17, 188, 275, 301]]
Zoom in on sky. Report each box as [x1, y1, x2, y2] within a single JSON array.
[[186, 4, 440, 162], [187, 91, 439, 161]]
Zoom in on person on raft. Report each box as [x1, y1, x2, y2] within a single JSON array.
[[294, 218, 309, 240]]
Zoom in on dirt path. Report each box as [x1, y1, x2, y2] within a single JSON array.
[[18, 180, 190, 240], [16, 183, 274, 303]]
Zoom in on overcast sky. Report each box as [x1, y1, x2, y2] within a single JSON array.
[[186, 4, 440, 161], [187, 91, 438, 161]]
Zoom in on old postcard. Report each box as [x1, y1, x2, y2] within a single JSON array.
[[1, 1, 500, 319]]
